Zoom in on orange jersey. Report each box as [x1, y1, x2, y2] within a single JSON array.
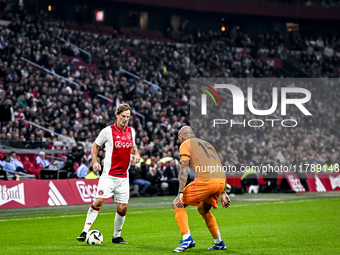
[[179, 138, 225, 181]]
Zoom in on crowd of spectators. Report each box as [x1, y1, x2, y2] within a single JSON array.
[[0, 4, 339, 189], [163, 26, 340, 78], [190, 78, 339, 174]]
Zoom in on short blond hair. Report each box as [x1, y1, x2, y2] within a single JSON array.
[[115, 103, 132, 115]]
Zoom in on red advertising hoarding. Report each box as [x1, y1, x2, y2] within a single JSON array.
[[286, 173, 340, 193], [0, 179, 113, 209], [1, 173, 339, 208]]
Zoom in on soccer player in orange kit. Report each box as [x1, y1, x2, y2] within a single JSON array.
[[172, 126, 231, 252]]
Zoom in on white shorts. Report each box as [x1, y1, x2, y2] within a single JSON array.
[[96, 175, 130, 204]]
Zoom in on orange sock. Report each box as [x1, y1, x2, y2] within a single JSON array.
[[174, 208, 189, 235], [202, 211, 219, 238]]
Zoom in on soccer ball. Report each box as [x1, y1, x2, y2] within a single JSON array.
[[226, 184, 232, 194], [86, 230, 103, 245]]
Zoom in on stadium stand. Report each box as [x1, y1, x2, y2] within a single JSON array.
[[0, 0, 339, 192]]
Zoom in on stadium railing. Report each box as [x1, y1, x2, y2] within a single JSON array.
[[20, 57, 80, 89], [3, 169, 36, 180], [25, 121, 74, 146], [52, 34, 92, 64], [119, 67, 162, 92]]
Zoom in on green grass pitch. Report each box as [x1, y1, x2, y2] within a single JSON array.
[[1, 193, 339, 255]]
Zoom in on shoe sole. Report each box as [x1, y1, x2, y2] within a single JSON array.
[[173, 241, 195, 252], [112, 240, 128, 244], [77, 238, 86, 242], [208, 246, 227, 250], [188, 242, 195, 249]]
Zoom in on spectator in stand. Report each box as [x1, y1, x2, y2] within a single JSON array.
[[1, 132, 13, 147], [240, 163, 258, 192], [67, 145, 85, 167], [0, 165, 8, 180], [164, 159, 179, 195], [11, 133, 25, 148], [62, 145, 85, 177], [0, 156, 21, 180], [154, 160, 169, 195], [9, 151, 25, 172], [1, 155, 24, 173], [0, 99, 14, 123], [260, 161, 278, 193], [25, 133, 39, 149], [131, 162, 151, 196], [75, 158, 88, 179], [35, 151, 51, 168]]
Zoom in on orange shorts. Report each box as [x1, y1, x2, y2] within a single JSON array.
[[182, 178, 225, 209]]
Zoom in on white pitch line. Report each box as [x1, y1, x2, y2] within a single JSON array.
[[0, 198, 331, 222], [0, 209, 171, 222]]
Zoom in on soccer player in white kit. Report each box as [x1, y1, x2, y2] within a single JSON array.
[[77, 103, 141, 244]]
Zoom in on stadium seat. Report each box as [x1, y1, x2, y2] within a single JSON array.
[[0, 151, 4, 159], [31, 163, 43, 179], [23, 156, 31, 163], [24, 161, 32, 169], [24, 162, 38, 178], [36, 163, 44, 171], [33, 156, 38, 166], [16, 155, 22, 162]]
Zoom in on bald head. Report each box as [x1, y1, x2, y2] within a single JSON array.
[[178, 126, 195, 143]]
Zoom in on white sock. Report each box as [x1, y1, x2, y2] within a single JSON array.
[[183, 230, 191, 240], [113, 211, 126, 238], [83, 205, 100, 233], [214, 231, 222, 244]]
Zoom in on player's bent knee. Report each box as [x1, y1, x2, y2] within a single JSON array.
[[197, 206, 206, 215], [198, 202, 211, 215], [172, 200, 176, 208], [117, 203, 128, 213], [93, 198, 105, 209], [172, 201, 184, 210]]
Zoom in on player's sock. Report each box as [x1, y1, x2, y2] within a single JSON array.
[[83, 204, 100, 232], [174, 208, 190, 237], [183, 230, 191, 240], [202, 211, 220, 240], [214, 231, 222, 244], [113, 211, 126, 238]]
